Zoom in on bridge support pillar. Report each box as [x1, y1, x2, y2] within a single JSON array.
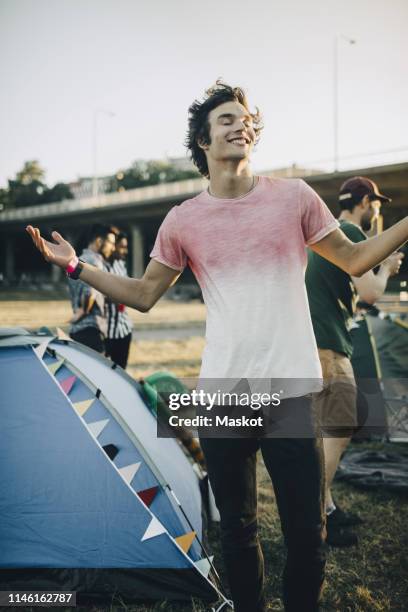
[[130, 225, 144, 278], [5, 237, 15, 283], [51, 264, 63, 283]]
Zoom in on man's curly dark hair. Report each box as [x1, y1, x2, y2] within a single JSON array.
[[185, 80, 263, 178]]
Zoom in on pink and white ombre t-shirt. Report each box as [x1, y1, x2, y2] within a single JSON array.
[[150, 176, 339, 397]]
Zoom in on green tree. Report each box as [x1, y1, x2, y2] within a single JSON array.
[[41, 182, 74, 204], [0, 188, 9, 210], [8, 178, 46, 208], [4, 161, 73, 208], [108, 159, 199, 193], [16, 160, 45, 185]]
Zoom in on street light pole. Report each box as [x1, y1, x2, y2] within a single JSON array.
[[92, 109, 115, 198], [333, 34, 356, 173]]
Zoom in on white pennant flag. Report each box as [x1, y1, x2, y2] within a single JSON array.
[[194, 556, 214, 578], [119, 462, 141, 484], [141, 516, 166, 542], [88, 419, 109, 438], [34, 339, 51, 359]]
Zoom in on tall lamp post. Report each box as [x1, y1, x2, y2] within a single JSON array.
[[92, 109, 115, 198], [333, 34, 356, 172]]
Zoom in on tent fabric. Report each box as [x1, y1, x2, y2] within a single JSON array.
[[0, 331, 220, 603], [0, 334, 203, 546], [350, 313, 408, 440], [369, 315, 408, 379], [0, 568, 216, 603], [350, 317, 388, 438], [337, 448, 408, 493], [0, 329, 202, 540], [368, 314, 408, 441]]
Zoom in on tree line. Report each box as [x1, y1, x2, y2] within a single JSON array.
[[0, 159, 199, 209]]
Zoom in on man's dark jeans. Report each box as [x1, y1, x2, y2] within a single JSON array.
[[199, 396, 327, 612]]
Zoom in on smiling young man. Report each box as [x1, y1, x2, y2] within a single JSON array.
[[27, 82, 408, 612]]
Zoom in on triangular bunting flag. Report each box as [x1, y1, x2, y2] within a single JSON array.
[[175, 531, 196, 553], [47, 359, 64, 375], [141, 516, 166, 542], [103, 444, 119, 460], [119, 462, 141, 484], [60, 375, 76, 395], [73, 399, 94, 417], [194, 556, 214, 578], [87, 418, 109, 438], [56, 327, 71, 341], [34, 339, 51, 359], [137, 486, 159, 507]]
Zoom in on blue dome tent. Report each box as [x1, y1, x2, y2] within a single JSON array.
[[0, 329, 226, 606]]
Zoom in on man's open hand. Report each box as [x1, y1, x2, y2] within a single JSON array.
[[382, 251, 404, 277], [26, 226, 76, 269]]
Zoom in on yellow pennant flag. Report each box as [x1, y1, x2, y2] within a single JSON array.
[[73, 399, 94, 417], [175, 531, 196, 554], [47, 359, 64, 375]]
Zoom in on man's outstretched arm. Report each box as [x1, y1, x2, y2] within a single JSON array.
[[79, 258, 179, 312], [26, 226, 180, 312], [311, 217, 408, 277]]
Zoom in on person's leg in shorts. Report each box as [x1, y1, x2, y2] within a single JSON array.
[[314, 349, 357, 512], [313, 349, 361, 547]]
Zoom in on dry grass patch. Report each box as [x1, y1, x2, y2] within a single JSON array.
[[128, 300, 206, 328], [0, 300, 73, 329], [127, 337, 204, 379], [0, 298, 206, 331]]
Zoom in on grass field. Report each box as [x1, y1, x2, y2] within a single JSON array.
[[2, 296, 408, 611]]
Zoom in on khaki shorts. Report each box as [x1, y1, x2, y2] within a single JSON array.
[[313, 348, 357, 437]]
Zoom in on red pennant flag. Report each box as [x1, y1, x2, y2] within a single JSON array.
[[60, 375, 76, 395], [137, 486, 159, 507]]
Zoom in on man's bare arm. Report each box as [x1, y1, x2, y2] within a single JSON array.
[[352, 252, 403, 304], [26, 226, 180, 312], [310, 217, 408, 276], [79, 258, 179, 312]]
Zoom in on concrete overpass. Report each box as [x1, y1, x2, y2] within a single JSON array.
[[1, 162, 407, 285]]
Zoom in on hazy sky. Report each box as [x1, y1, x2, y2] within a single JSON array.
[[1, 0, 407, 188]]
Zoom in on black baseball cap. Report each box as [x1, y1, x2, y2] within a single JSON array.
[[339, 176, 391, 208]]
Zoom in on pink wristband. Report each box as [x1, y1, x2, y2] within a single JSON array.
[[65, 256, 79, 275]]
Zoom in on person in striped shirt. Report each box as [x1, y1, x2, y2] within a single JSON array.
[[68, 224, 115, 353], [104, 231, 133, 368]]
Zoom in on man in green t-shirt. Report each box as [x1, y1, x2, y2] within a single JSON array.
[[306, 176, 403, 547]]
